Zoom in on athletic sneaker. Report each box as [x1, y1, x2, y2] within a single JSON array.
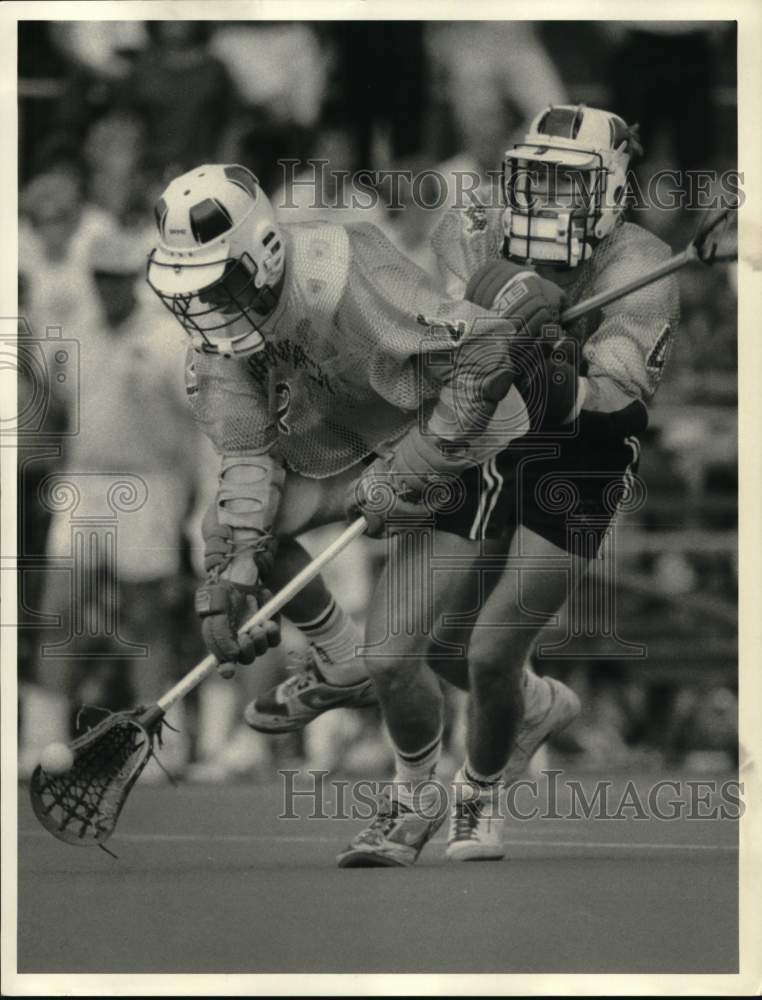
[[337, 788, 446, 868], [244, 649, 376, 734], [503, 675, 581, 785], [446, 769, 505, 862]]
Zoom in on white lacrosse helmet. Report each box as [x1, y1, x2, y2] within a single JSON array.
[[146, 164, 285, 357], [502, 105, 641, 268]]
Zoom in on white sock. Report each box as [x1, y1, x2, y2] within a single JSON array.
[[293, 598, 367, 685], [521, 663, 552, 724], [393, 729, 443, 809]]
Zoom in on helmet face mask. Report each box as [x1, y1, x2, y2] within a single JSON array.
[[501, 106, 636, 268], [147, 251, 276, 356], [502, 149, 609, 267], [510, 161, 601, 214], [146, 164, 285, 357]]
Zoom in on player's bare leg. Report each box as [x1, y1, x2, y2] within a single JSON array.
[[362, 536, 445, 754], [337, 530, 484, 867], [447, 525, 583, 861], [463, 527, 579, 774]]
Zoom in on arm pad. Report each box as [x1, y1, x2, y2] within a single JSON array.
[[217, 451, 286, 531], [213, 451, 285, 586]]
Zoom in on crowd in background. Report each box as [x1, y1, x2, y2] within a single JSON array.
[[17, 21, 739, 781]]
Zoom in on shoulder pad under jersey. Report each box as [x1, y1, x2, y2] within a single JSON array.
[[430, 204, 504, 291], [282, 221, 351, 317]]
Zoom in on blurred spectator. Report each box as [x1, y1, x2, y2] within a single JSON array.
[[665, 685, 738, 770], [326, 24, 427, 171], [16, 309, 69, 715], [211, 22, 328, 190], [605, 23, 735, 242], [426, 22, 567, 161], [50, 21, 149, 81], [670, 267, 737, 383], [211, 21, 327, 129], [25, 22, 150, 166], [19, 163, 114, 351], [83, 110, 152, 227], [118, 21, 237, 178], [606, 23, 730, 172], [18, 23, 77, 182], [20, 228, 215, 777]]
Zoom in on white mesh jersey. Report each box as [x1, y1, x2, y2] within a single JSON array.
[[431, 204, 681, 414], [187, 220, 517, 477]]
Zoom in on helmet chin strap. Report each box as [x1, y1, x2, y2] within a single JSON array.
[[254, 277, 282, 315]]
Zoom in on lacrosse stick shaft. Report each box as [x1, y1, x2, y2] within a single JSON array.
[[148, 517, 368, 717], [560, 247, 696, 326]]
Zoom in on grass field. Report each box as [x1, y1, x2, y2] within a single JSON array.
[[17, 773, 738, 975]]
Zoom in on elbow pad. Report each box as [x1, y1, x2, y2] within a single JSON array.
[[217, 452, 286, 532]]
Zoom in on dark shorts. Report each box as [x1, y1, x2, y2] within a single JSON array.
[[433, 417, 642, 553]]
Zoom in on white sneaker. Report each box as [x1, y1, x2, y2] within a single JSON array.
[[447, 768, 505, 862], [503, 676, 581, 785]]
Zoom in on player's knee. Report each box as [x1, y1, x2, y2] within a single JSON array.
[[467, 638, 524, 689]]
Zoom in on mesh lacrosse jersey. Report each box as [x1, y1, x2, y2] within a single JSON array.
[[187, 221, 518, 477], [431, 205, 681, 414]]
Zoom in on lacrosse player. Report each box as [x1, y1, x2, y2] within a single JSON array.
[[146, 162, 565, 863], [419, 104, 681, 861]]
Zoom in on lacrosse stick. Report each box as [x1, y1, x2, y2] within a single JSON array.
[[560, 206, 739, 328], [30, 516, 368, 847]]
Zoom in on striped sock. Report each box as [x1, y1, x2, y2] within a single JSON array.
[[292, 598, 367, 685]]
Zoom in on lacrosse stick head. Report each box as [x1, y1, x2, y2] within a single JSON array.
[[29, 708, 163, 846], [691, 207, 738, 264]]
